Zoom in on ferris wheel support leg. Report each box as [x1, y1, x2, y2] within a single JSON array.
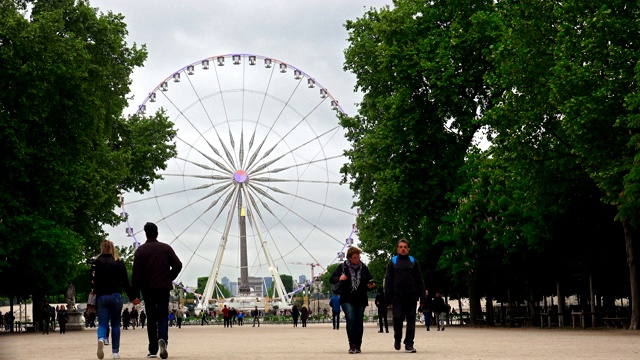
[[200, 185, 241, 308]]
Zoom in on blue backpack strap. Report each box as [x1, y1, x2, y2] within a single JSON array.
[[392, 255, 415, 265]]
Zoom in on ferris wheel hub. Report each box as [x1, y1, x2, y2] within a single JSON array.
[[234, 170, 248, 183]]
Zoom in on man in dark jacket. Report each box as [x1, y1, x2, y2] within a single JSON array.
[[132, 222, 182, 359], [384, 239, 426, 353]]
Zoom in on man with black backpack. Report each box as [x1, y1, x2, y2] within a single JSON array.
[[384, 239, 426, 353]]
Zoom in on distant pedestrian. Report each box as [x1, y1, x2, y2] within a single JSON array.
[[122, 308, 131, 330], [57, 305, 69, 334], [329, 294, 341, 330], [301, 305, 309, 327], [176, 308, 183, 329], [139, 310, 146, 329], [375, 287, 388, 333], [432, 292, 447, 331], [422, 290, 432, 331], [222, 305, 231, 328], [41, 300, 51, 335], [200, 310, 208, 326], [292, 305, 300, 327], [237, 311, 244, 326], [252, 306, 260, 327]]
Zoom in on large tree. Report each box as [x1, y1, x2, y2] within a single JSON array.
[[0, 0, 176, 308], [341, 0, 497, 290]]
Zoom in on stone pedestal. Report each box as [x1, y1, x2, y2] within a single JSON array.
[[66, 310, 85, 331]]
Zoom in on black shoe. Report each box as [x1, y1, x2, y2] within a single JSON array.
[[442, 327, 445, 331], [378, 330, 383, 333], [385, 329, 389, 333], [348, 344, 356, 354], [405, 346, 417, 353], [427, 327, 430, 331], [394, 341, 401, 351], [356, 348, 361, 354]]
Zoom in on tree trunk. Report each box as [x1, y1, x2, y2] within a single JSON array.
[[557, 280, 564, 327], [622, 219, 640, 330], [468, 273, 482, 325], [589, 273, 597, 327]]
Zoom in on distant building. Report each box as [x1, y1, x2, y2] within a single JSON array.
[[237, 276, 264, 297], [229, 282, 238, 296], [299, 274, 307, 285], [221, 276, 230, 291]]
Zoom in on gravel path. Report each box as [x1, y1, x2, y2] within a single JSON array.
[[1, 322, 639, 359]]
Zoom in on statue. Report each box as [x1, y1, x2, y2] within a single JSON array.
[[65, 282, 76, 310]]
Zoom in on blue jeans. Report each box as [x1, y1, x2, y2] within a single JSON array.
[[142, 289, 170, 355], [97, 293, 123, 354], [341, 302, 365, 347]]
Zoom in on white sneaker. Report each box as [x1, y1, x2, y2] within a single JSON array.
[[112, 353, 120, 359], [97, 340, 104, 359], [104, 339, 109, 345], [158, 339, 168, 359]]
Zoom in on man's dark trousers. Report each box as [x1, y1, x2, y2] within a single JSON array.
[[141, 289, 170, 355], [392, 300, 417, 347]]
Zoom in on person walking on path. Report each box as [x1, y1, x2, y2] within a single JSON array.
[[301, 305, 309, 327], [292, 305, 300, 327], [421, 290, 433, 331], [237, 311, 244, 326], [330, 246, 376, 354], [251, 306, 260, 327], [57, 305, 69, 334], [41, 300, 51, 335], [140, 310, 146, 329], [432, 291, 447, 331], [384, 239, 426, 353], [92, 239, 139, 359], [375, 287, 388, 333], [329, 294, 341, 330], [176, 308, 183, 329], [222, 305, 231, 328], [132, 222, 183, 359]]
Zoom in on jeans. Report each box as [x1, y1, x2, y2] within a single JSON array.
[[436, 312, 446, 328], [97, 293, 123, 354], [332, 311, 340, 329], [141, 289, 170, 355], [341, 302, 365, 347], [392, 300, 417, 347]]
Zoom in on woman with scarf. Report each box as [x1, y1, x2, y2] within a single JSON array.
[[330, 247, 376, 354]]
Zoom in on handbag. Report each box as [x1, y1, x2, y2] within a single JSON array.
[[86, 292, 97, 314], [331, 263, 347, 295]]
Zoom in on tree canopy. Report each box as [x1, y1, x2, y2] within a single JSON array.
[[342, 0, 640, 328], [0, 0, 176, 301]]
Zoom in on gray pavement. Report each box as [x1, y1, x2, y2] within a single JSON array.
[[1, 322, 640, 359]]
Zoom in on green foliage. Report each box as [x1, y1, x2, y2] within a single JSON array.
[[0, 0, 177, 299], [195, 277, 230, 298]]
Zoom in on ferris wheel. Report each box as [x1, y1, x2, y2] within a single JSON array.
[[118, 53, 355, 308]]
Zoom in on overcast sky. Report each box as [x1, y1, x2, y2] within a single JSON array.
[[94, 0, 394, 290]]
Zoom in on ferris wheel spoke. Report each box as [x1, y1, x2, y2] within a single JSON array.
[[252, 154, 343, 177], [249, 182, 353, 216], [248, 125, 341, 174], [176, 136, 235, 175], [250, 177, 340, 185], [245, 184, 344, 245], [160, 91, 235, 171]]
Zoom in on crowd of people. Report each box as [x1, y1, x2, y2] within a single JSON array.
[[26, 223, 448, 359]]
